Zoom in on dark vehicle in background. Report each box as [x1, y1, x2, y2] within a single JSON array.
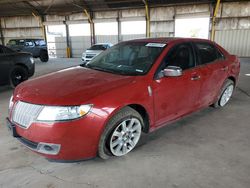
[[7, 39, 49, 62], [0, 45, 35, 87]]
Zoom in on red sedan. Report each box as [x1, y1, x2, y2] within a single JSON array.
[[7, 38, 240, 161]]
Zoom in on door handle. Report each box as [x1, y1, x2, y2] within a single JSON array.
[[221, 66, 228, 71], [191, 75, 201, 81]]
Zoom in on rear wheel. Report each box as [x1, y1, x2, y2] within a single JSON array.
[[98, 107, 143, 159], [9, 65, 28, 88], [40, 50, 49, 62], [213, 79, 234, 108]]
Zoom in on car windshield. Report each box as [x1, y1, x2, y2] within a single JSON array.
[[85, 42, 165, 76], [88, 44, 107, 51]]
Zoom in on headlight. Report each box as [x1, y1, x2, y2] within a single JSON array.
[[82, 53, 86, 58], [30, 57, 34, 64], [36, 104, 92, 121]]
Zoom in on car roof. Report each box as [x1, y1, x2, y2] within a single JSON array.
[[127, 37, 214, 44], [93, 43, 112, 45], [9, 39, 44, 41]]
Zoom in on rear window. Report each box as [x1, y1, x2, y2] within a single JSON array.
[[195, 42, 224, 65]]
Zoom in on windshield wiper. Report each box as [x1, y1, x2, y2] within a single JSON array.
[[85, 64, 140, 76], [85, 65, 117, 74]]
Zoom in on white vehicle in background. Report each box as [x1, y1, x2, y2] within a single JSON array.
[[82, 43, 113, 63]]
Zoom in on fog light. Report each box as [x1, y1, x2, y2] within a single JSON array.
[[37, 143, 61, 155]]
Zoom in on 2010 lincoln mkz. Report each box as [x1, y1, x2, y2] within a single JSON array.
[[7, 38, 240, 161]]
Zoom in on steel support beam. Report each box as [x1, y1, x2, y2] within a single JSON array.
[[118, 11, 122, 42], [65, 16, 71, 58], [0, 18, 4, 45], [84, 9, 95, 45], [32, 12, 46, 41], [211, 0, 221, 41], [143, 0, 150, 38]]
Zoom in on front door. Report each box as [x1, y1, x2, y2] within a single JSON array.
[[152, 43, 201, 127]]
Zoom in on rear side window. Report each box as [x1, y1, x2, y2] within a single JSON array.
[[195, 42, 224, 65]]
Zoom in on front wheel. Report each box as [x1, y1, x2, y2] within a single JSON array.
[[98, 107, 143, 159], [9, 65, 28, 88], [213, 79, 234, 108]]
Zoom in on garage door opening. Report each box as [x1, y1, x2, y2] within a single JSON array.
[[175, 17, 210, 39], [69, 23, 91, 57], [121, 20, 146, 41], [46, 25, 66, 58], [95, 22, 118, 44]]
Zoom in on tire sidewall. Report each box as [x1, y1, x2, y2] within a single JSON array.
[[218, 80, 234, 107], [98, 107, 143, 159], [9, 66, 28, 88]]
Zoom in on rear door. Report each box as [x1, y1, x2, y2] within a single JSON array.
[[152, 42, 202, 126], [193, 42, 228, 107]]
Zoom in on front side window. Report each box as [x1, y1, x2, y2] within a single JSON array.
[[195, 42, 224, 65], [162, 43, 195, 70], [85, 42, 165, 75]]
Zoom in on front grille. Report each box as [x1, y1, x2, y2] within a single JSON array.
[[86, 54, 95, 59], [12, 101, 43, 129]]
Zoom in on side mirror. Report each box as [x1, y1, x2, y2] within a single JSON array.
[[163, 66, 182, 77]]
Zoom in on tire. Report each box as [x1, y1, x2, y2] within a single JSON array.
[[212, 79, 234, 108], [98, 107, 143, 159], [40, 50, 49, 62], [9, 65, 28, 88]]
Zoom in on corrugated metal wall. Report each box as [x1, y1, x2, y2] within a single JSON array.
[[1, 1, 250, 58], [214, 2, 250, 57], [0, 16, 43, 45], [70, 36, 91, 58], [215, 30, 250, 56], [47, 37, 67, 58], [96, 35, 118, 44], [122, 34, 145, 41]]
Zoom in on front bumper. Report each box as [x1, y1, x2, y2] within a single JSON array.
[[81, 58, 91, 63], [6, 112, 105, 161]]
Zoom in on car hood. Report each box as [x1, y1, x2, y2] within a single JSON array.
[[14, 66, 135, 105]]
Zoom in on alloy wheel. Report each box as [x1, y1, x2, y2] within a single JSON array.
[[220, 85, 234, 106], [109, 118, 141, 156]]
